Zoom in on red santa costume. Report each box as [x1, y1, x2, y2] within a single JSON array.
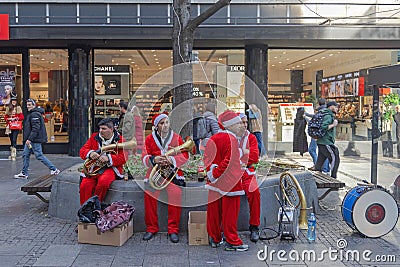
[[79, 130, 127, 205], [204, 110, 245, 246], [239, 127, 260, 229], [141, 113, 188, 234]]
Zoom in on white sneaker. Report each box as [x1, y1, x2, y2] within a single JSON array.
[[50, 169, 60, 175], [14, 172, 28, 179]]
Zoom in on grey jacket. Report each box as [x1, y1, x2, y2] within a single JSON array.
[[203, 111, 220, 138]]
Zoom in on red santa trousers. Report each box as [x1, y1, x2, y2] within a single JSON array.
[[242, 175, 261, 227], [79, 168, 116, 205], [207, 190, 242, 246], [144, 182, 182, 234]]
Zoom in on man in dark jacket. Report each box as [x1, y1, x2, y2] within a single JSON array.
[[314, 101, 340, 178], [14, 99, 60, 179]]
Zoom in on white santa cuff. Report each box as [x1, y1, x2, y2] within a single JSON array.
[[207, 164, 218, 183]]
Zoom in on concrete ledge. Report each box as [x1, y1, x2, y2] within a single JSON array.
[[49, 164, 318, 232]]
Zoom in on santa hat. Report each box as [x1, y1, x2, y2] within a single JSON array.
[[152, 112, 169, 127], [218, 110, 241, 130]]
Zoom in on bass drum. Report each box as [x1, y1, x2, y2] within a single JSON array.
[[342, 186, 399, 238]]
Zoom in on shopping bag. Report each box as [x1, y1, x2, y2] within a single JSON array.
[[9, 121, 22, 130]]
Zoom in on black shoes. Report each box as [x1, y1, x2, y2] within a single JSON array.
[[169, 233, 179, 243], [250, 229, 260, 242], [143, 232, 155, 241]]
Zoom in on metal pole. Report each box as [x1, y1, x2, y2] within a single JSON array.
[[371, 84, 379, 184]]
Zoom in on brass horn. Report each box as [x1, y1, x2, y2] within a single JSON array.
[[149, 138, 195, 190], [83, 139, 137, 176], [280, 171, 308, 230]]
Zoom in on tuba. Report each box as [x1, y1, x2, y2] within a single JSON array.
[[83, 139, 137, 177], [280, 172, 308, 230], [149, 138, 195, 190]]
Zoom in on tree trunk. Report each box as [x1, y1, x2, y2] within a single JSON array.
[[172, 0, 231, 138]]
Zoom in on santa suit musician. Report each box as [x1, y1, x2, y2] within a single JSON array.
[[79, 118, 127, 205], [141, 113, 188, 243], [238, 113, 261, 242], [204, 110, 249, 252]]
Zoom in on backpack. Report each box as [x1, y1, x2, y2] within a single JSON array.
[[196, 116, 208, 140], [307, 112, 328, 139]]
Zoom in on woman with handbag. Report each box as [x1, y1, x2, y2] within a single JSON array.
[[5, 97, 24, 160]]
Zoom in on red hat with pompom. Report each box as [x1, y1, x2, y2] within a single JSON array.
[[218, 110, 241, 130], [152, 112, 169, 127]]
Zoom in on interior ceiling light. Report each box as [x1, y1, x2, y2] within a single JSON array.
[[271, 64, 275, 67], [50, 61, 54, 64], [321, 56, 326, 59], [128, 58, 132, 60], [119, 50, 124, 52], [151, 50, 155, 52], [278, 62, 282, 64], [314, 59, 318, 61], [41, 58, 45, 61], [274, 56, 278, 59], [329, 54, 334, 56]]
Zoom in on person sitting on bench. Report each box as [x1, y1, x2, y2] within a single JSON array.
[[79, 118, 127, 205]]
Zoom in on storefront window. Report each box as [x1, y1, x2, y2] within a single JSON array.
[[0, 54, 22, 146], [29, 49, 69, 143], [94, 49, 245, 135]]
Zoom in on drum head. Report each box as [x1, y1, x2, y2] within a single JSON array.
[[352, 189, 399, 238]]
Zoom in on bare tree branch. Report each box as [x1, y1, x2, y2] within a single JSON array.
[[187, 0, 231, 31]]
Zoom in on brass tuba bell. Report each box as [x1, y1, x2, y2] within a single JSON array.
[[148, 138, 194, 190], [280, 171, 309, 230], [83, 139, 137, 176]]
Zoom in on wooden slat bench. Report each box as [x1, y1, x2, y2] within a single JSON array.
[[310, 171, 345, 200], [21, 174, 54, 203]]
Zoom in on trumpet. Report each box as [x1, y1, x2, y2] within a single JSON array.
[[149, 138, 194, 190], [83, 139, 136, 176]]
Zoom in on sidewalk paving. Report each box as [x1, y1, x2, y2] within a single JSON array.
[[0, 154, 398, 266]]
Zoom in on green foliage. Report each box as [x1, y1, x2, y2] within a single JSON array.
[[123, 154, 146, 176], [383, 93, 400, 121], [182, 155, 203, 180]]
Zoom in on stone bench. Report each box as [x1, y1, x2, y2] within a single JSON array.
[[49, 164, 318, 232]]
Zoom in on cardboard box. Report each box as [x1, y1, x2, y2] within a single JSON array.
[[78, 218, 133, 246], [188, 211, 208, 245]]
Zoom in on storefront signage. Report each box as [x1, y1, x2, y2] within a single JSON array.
[[0, 14, 9, 41], [192, 87, 204, 97], [0, 68, 16, 81], [227, 65, 245, 72], [320, 71, 361, 98], [94, 65, 130, 73]]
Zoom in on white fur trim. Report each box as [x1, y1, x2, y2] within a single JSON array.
[[207, 164, 218, 183], [205, 184, 245, 196], [143, 155, 152, 167], [153, 113, 168, 127], [222, 116, 241, 128]]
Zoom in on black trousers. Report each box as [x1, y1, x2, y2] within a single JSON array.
[[8, 130, 19, 148], [315, 144, 340, 178]]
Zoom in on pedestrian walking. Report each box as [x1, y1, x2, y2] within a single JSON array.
[[305, 98, 330, 173], [314, 101, 340, 178], [14, 99, 60, 179]]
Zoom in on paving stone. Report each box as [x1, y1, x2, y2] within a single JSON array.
[[33, 245, 80, 266], [71, 254, 114, 267]]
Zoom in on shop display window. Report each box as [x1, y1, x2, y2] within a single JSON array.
[[29, 49, 69, 143]]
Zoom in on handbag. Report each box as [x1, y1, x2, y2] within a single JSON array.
[[9, 120, 22, 130]]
